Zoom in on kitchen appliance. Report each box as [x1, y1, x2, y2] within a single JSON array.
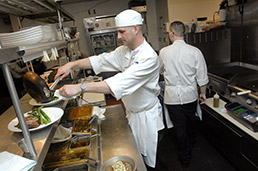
[[207, 62, 258, 131], [83, 15, 119, 79], [83, 15, 118, 55]]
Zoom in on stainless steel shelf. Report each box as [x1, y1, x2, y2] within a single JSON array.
[[0, 0, 74, 165], [0, 0, 74, 23], [20, 40, 67, 62], [0, 47, 21, 64]]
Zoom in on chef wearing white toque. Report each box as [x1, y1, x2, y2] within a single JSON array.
[[115, 9, 143, 27], [55, 9, 170, 170]]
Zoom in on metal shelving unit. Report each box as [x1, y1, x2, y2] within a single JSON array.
[[0, 0, 74, 164], [0, 0, 74, 23]]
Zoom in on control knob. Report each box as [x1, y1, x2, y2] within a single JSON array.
[[95, 23, 99, 28], [246, 98, 253, 105], [231, 92, 237, 97]]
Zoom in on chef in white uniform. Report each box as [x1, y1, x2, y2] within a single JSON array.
[[55, 9, 171, 170]]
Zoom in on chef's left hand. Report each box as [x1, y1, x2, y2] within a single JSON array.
[[59, 84, 81, 98], [199, 93, 206, 104]]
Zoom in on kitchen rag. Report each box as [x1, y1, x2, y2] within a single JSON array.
[[0, 151, 37, 171]]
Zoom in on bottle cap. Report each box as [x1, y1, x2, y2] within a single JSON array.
[[214, 93, 219, 98]]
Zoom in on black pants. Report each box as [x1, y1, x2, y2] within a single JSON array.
[[166, 100, 197, 165]]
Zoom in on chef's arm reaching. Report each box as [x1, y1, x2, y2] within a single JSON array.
[[199, 85, 207, 104], [55, 58, 92, 81], [59, 81, 112, 98]]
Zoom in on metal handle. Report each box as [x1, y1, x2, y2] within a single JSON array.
[[49, 76, 60, 90], [88, 114, 97, 125]]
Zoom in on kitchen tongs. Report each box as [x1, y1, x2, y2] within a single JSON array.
[[49, 76, 60, 90]]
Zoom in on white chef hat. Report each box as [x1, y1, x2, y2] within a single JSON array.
[[115, 9, 143, 27]]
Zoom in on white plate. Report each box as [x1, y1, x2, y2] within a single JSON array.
[[8, 107, 64, 132], [29, 97, 63, 106]]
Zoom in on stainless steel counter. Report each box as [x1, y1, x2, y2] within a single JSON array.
[[0, 94, 146, 171], [89, 104, 147, 171], [205, 98, 258, 141], [0, 94, 67, 171], [100, 104, 147, 171]]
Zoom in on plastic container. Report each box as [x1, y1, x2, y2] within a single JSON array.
[[213, 93, 220, 108]]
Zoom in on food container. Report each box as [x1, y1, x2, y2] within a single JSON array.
[[72, 118, 92, 135], [43, 146, 90, 170], [225, 102, 258, 132], [100, 156, 136, 171], [53, 163, 88, 171], [68, 105, 93, 120], [70, 135, 91, 148], [44, 134, 91, 170]]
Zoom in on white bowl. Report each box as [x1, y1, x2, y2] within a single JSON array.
[[100, 156, 136, 171]]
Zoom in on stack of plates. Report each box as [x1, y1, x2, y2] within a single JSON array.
[[0, 24, 59, 48]]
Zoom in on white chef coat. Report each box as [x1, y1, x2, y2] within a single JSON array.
[[159, 40, 209, 105], [89, 40, 165, 167]]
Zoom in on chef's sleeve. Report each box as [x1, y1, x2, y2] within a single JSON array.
[[105, 57, 159, 100], [89, 46, 124, 74], [158, 49, 165, 74], [196, 50, 209, 86]]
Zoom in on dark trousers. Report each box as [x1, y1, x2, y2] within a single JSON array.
[[166, 100, 197, 165]]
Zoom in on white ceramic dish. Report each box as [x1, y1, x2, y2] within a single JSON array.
[[8, 107, 64, 132], [29, 98, 63, 106], [29, 94, 64, 106]]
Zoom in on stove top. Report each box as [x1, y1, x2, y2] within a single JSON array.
[[208, 66, 258, 84]]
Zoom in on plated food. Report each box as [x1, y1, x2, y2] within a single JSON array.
[[15, 106, 51, 129], [21, 115, 40, 129], [8, 107, 64, 132], [29, 91, 62, 106]]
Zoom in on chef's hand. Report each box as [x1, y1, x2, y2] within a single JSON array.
[[59, 84, 81, 98], [199, 93, 206, 104], [55, 62, 73, 81]]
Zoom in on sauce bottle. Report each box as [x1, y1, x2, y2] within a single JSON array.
[[213, 93, 220, 108]]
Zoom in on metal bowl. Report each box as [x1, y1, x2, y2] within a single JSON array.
[[100, 156, 136, 171]]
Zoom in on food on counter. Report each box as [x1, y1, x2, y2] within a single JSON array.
[[68, 105, 93, 120], [16, 115, 40, 129], [72, 118, 92, 134], [15, 106, 51, 129], [106, 160, 133, 171], [43, 146, 90, 169], [70, 135, 90, 148], [50, 91, 59, 101], [234, 107, 247, 114]]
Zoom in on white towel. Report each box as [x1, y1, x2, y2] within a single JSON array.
[[0, 151, 37, 171], [54, 89, 77, 100], [195, 101, 202, 120]]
